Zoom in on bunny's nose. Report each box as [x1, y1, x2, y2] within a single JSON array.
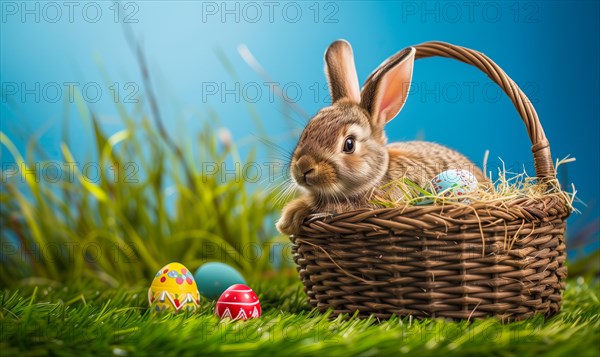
[[302, 168, 316, 185], [294, 156, 317, 186]]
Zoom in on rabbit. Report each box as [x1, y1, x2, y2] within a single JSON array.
[[276, 40, 486, 236]]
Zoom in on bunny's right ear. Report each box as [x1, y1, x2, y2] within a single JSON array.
[[360, 47, 416, 137], [324, 40, 361, 104]]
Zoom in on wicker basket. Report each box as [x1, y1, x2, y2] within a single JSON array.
[[291, 42, 571, 322]]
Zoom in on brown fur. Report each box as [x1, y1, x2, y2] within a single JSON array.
[[385, 141, 486, 186]]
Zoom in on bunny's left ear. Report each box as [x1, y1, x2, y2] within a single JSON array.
[[360, 47, 416, 130], [324, 40, 361, 104]]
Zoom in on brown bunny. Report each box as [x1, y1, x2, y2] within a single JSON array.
[[276, 40, 485, 235]]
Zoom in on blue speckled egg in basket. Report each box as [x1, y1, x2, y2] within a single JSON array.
[[430, 169, 479, 201]]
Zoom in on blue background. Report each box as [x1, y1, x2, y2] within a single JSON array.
[[1, 1, 598, 255]]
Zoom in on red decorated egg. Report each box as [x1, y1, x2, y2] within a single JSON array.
[[215, 284, 261, 320]]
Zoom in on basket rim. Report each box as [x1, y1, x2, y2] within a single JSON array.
[[299, 191, 571, 237], [304, 190, 571, 219]]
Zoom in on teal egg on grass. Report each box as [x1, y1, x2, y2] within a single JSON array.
[[194, 262, 247, 299]]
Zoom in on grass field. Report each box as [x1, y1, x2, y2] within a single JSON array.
[[1, 276, 599, 356]]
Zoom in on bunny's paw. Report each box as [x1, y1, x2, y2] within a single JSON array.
[[276, 199, 312, 236]]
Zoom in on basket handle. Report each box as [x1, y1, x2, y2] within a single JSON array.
[[413, 41, 555, 179]]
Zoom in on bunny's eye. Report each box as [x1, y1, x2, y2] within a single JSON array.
[[342, 136, 355, 154]]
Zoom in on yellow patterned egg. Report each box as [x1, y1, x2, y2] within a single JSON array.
[[148, 262, 200, 313]]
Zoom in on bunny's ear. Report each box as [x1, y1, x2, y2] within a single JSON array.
[[324, 40, 361, 104], [360, 47, 416, 131]]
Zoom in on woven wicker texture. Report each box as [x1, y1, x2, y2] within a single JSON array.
[[291, 42, 570, 322]]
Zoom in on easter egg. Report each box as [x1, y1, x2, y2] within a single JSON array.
[[148, 262, 200, 313], [430, 169, 478, 201], [215, 284, 261, 320], [194, 262, 247, 300]]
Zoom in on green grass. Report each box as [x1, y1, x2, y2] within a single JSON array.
[[0, 100, 289, 287], [1, 277, 599, 356]]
